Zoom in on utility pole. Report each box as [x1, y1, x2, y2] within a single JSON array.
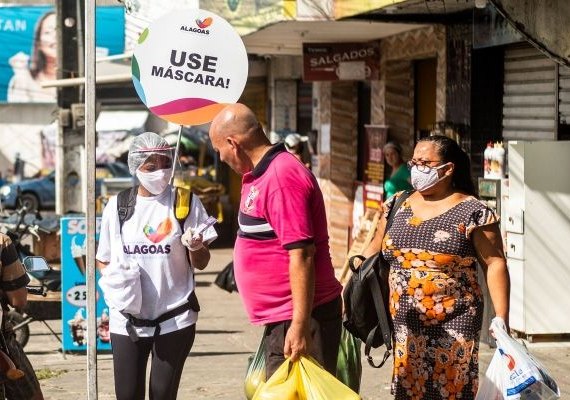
[[85, 0, 98, 397], [56, 0, 85, 215]]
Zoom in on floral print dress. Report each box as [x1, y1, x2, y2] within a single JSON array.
[[382, 192, 498, 400]]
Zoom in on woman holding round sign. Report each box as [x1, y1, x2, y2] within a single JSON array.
[[96, 132, 218, 400], [96, 7, 248, 400]]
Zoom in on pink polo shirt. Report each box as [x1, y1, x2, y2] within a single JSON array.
[[234, 144, 341, 325]]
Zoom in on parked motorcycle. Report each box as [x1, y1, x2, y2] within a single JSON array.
[[3, 256, 61, 348], [0, 200, 61, 291], [0, 198, 62, 348]]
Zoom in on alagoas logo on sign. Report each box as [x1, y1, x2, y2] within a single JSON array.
[[181, 17, 213, 35]]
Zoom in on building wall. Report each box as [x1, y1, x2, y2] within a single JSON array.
[[371, 25, 446, 156], [270, 56, 303, 133], [313, 81, 358, 268]]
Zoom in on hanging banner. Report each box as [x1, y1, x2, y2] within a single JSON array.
[[362, 124, 387, 209], [132, 9, 248, 125], [0, 6, 124, 103], [302, 42, 380, 82]]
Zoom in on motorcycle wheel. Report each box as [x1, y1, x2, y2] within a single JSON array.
[[6, 310, 30, 348]]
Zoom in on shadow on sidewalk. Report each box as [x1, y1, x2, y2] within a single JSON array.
[[197, 329, 242, 334], [189, 351, 251, 357]]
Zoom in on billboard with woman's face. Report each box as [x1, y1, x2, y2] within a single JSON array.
[[0, 6, 125, 103]]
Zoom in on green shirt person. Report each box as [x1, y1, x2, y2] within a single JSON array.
[[383, 141, 412, 199]]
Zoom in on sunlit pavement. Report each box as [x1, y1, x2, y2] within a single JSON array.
[[27, 247, 570, 399]]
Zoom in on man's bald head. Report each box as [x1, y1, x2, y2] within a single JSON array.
[[210, 103, 265, 149], [209, 103, 271, 175]]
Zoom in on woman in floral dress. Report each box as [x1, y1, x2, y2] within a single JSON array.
[[363, 135, 510, 400]]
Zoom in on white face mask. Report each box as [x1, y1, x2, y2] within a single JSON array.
[[410, 164, 448, 192], [136, 168, 172, 195]]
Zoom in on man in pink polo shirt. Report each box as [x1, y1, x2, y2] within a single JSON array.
[[209, 104, 342, 377]]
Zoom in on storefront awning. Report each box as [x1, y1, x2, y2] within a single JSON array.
[[242, 20, 424, 56]]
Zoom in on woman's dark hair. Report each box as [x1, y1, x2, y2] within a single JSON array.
[[418, 135, 477, 197], [30, 11, 55, 79]]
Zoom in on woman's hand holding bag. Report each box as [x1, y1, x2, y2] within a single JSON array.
[[476, 317, 560, 400]]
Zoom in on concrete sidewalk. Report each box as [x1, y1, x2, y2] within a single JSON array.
[[27, 248, 570, 399]]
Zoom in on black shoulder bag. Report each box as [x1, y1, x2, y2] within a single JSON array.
[[342, 190, 413, 368]]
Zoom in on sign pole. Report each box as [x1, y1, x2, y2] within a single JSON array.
[[170, 124, 184, 184], [85, 0, 98, 398]]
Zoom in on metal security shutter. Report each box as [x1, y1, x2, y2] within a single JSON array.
[[503, 44, 557, 140], [559, 65, 570, 125]]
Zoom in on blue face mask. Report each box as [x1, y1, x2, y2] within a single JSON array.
[[410, 164, 448, 192]]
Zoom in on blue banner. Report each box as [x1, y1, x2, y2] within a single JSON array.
[[0, 6, 125, 103], [60, 217, 111, 352]]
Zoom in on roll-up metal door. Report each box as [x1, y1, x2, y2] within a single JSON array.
[[503, 44, 557, 140], [559, 65, 570, 125]]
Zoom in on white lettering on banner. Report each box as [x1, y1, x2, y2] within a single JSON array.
[[309, 47, 375, 67], [0, 19, 27, 32], [67, 219, 102, 235], [367, 193, 382, 201]]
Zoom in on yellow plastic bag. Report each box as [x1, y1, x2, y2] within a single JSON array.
[[253, 356, 361, 400]]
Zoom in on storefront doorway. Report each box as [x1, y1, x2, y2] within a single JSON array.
[[414, 58, 437, 142]]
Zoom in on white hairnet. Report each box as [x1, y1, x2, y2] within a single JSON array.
[[127, 132, 174, 175]]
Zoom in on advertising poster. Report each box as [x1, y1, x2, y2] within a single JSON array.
[[363, 125, 387, 209], [0, 6, 125, 103], [61, 217, 110, 351]]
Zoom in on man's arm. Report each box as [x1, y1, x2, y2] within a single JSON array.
[[4, 286, 28, 310], [284, 244, 315, 362]]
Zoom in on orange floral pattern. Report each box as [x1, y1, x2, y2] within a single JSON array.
[[381, 192, 499, 400]]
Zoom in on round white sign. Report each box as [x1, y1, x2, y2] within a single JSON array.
[[132, 9, 248, 125]]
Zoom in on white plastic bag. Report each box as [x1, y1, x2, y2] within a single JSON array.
[[476, 350, 504, 400], [98, 261, 142, 314], [490, 318, 560, 400], [97, 209, 142, 314]]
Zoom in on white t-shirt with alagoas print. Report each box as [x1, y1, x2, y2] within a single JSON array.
[[96, 186, 217, 337]]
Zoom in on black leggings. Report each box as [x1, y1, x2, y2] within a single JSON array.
[[110, 324, 196, 400]]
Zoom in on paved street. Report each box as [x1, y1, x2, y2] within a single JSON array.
[[27, 247, 570, 399]]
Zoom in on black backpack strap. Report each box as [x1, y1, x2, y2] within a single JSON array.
[[361, 190, 413, 367], [385, 189, 414, 232], [365, 271, 392, 368], [117, 185, 139, 234], [174, 187, 193, 232]]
